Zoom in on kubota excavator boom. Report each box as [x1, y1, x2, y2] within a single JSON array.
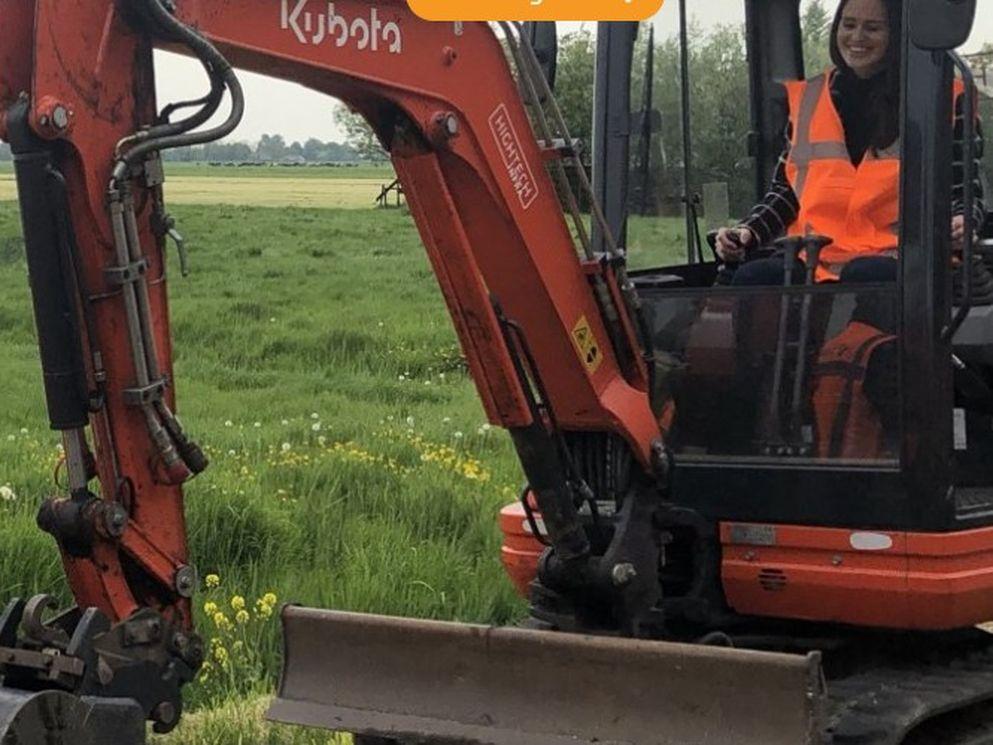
[[0, 0, 714, 740]]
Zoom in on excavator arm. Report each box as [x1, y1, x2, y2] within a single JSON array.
[[0, 2, 823, 742]]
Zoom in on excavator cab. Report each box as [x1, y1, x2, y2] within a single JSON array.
[[621, 0, 993, 630]]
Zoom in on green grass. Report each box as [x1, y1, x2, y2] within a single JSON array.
[[0, 196, 685, 742]]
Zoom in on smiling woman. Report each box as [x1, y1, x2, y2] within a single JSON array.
[[835, 0, 892, 79], [716, 0, 985, 287]]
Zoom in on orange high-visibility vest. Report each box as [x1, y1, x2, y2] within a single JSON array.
[[783, 70, 966, 281], [812, 321, 896, 459]]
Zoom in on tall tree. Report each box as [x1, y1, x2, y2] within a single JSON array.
[[802, 0, 833, 75], [256, 133, 287, 161], [552, 29, 596, 151], [334, 105, 387, 160]]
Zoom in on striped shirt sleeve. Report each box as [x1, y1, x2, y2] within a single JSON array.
[[739, 123, 799, 246], [951, 91, 986, 228]]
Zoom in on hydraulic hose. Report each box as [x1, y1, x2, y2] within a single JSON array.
[[112, 0, 244, 182], [117, 59, 225, 155]]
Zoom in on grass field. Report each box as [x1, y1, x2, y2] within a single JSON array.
[[0, 162, 398, 208], [0, 172, 686, 742]]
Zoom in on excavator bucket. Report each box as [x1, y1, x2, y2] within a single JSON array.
[[267, 606, 826, 745]]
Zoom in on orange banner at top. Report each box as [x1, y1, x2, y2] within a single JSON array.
[[407, 0, 665, 21]]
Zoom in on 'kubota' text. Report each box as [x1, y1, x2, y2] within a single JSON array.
[[281, 0, 402, 53]]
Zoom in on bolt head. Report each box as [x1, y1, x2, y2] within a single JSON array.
[[153, 701, 177, 727], [103, 503, 128, 537], [51, 106, 69, 130], [174, 565, 197, 598], [611, 562, 637, 587]]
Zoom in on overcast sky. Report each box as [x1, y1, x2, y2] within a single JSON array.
[[154, 1, 993, 145]]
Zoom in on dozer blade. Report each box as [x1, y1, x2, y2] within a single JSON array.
[[268, 606, 826, 745]]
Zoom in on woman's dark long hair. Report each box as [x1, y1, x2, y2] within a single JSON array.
[[828, 0, 903, 152]]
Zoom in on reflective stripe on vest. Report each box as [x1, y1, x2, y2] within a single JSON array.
[[812, 321, 896, 458], [787, 74, 850, 200]]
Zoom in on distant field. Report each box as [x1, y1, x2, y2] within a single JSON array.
[[0, 162, 398, 208], [166, 162, 395, 180]]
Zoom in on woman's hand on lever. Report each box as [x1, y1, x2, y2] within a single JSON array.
[[715, 226, 756, 263], [951, 214, 967, 254]]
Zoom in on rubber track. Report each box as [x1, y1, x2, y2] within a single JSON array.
[[825, 633, 993, 744]]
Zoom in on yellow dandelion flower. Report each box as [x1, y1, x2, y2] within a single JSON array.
[[213, 645, 229, 664], [213, 612, 232, 631], [230, 595, 246, 612], [262, 592, 277, 606], [205, 574, 220, 589], [203, 601, 218, 615], [255, 601, 273, 619], [235, 609, 250, 625]]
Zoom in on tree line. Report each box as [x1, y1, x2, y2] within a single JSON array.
[[0, 134, 366, 164]]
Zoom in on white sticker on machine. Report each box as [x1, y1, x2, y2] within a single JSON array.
[[954, 407, 967, 451], [849, 532, 893, 551], [489, 104, 539, 210]]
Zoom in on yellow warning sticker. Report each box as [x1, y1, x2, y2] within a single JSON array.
[[571, 315, 602, 373]]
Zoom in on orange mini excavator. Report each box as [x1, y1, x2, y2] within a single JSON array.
[[1, 0, 993, 743]]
